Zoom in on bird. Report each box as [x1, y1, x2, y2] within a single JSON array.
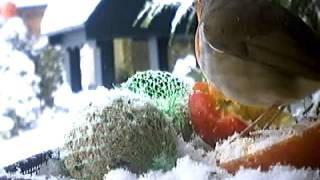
[[194, 0, 320, 133]]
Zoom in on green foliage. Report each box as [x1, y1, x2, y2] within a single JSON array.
[[63, 91, 177, 179], [121, 70, 193, 140], [35, 45, 64, 108]]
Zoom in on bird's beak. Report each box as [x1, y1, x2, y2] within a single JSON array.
[[195, 27, 201, 61], [195, 0, 202, 23], [194, 0, 202, 62]]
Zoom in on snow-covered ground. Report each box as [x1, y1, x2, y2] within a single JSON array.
[[105, 157, 320, 180]]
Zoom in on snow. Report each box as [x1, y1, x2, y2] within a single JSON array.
[[0, 86, 151, 167], [104, 134, 320, 180], [287, 89, 320, 122], [309, 90, 320, 118], [0, 17, 27, 39], [53, 84, 148, 113], [138, 156, 217, 180], [103, 139, 223, 180], [172, 54, 197, 85], [0, 17, 40, 136], [0, 117, 14, 132], [104, 155, 320, 180], [231, 166, 320, 180], [136, 0, 194, 33], [136, 0, 194, 34], [214, 129, 295, 163], [41, 0, 100, 35], [0, 84, 107, 166], [0, 109, 70, 167], [104, 169, 137, 180], [151, 156, 215, 180], [152, 0, 194, 34], [0, 16, 73, 164]]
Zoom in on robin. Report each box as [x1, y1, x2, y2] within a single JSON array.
[[194, 0, 320, 132]]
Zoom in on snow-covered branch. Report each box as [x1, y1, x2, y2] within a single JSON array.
[[135, 0, 194, 34]]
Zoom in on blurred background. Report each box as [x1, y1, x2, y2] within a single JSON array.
[[0, 0, 198, 141], [0, 0, 319, 152]]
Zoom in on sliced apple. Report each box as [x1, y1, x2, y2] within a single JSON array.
[[220, 121, 320, 174]]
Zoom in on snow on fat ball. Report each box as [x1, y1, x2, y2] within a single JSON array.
[[63, 89, 177, 180]]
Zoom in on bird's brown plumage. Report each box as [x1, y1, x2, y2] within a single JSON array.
[[195, 0, 320, 106]]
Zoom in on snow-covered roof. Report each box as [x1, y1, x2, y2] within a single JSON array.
[[40, 0, 101, 35]]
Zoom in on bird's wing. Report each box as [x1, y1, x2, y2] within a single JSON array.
[[202, 0, 320, 80]]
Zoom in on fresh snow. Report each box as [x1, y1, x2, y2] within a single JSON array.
[[0, 17, 40, 135], [136, 0, 194, 34], [41, 0, 100, 35]]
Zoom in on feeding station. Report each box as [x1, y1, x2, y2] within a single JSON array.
[[41, 0, 195, 92]]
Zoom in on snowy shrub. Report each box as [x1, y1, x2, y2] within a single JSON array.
[[0, 17, 40, 138]]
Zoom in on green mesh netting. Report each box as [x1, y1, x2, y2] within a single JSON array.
[[64, 93, 176, 180], [121, 70, 193, 140]]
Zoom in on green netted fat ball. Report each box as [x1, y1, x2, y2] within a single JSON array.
[[122, 70, 190, 99], [121, 70, 193, 140], [63, 90, 177, 180]]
